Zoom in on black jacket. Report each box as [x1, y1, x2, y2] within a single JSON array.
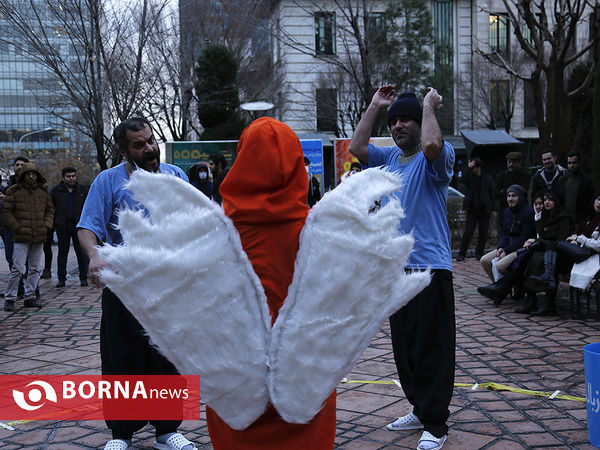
[[307, 174, 321, 207], [531, 165, 567, 200], [460, 169, 496, 214], [50, 181, 88, 230], [497, 203, 536, 254], [556, 171, 596, 225]]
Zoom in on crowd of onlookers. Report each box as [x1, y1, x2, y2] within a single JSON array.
[[456, 149, 600, 316]]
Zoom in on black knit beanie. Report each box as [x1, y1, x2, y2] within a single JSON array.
[[507, 184, 527, 204], [387, 92, 423, 127]]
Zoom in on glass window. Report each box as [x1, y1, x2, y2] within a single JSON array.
[[489, 14, 509, 56], [316, 88, 337, 132], [490, 80, 509, 128], [523, 81, 537, 127], [315, 12, 335, 55]]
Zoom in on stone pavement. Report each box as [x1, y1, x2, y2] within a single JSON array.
[[0, 251, 599, 449]]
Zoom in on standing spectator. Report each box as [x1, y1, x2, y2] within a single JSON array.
[[51, 167, 89, 288], [349, 86, 454, 450], [188, 163, 213, 199], [208, 153, 229, 205], [456, 157, 496, 261], [304, 156, 322, 207], [3, 163, 54, 311], [77, 117, 195, 450], [556, 151, 595, 225], [531, 150, 566, 200], [494, 152, 530, 232], [3, 156, 29, 270]]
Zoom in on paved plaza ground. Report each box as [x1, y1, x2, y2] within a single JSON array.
[[0, 249, 599, 449]]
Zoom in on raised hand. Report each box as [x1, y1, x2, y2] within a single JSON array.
[[371, 84, 396, 108]]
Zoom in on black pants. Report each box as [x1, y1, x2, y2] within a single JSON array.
[[100, 288, 181, 439], [390, 270, 455, 438], [56, 224, 88, 282], [459, 208, 490, 257], [43, 229, 53, 272]]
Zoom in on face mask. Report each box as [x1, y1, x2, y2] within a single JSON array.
[[305, 165, 310, 173], [199, 172, 208, 180]]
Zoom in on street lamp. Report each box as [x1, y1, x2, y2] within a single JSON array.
[[18, 127, 53, 146], [241, 101, 275, 121]]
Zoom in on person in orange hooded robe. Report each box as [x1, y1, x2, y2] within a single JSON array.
[[205, 117, 336, 449]]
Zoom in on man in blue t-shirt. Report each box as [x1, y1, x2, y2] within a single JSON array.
[[350, 86, 455, 450], [77, 117, 196, 450]]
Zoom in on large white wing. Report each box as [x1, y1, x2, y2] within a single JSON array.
[[268, 168, 431, 423], [97, 170, 272, 430]]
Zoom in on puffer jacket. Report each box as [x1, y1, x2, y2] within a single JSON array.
[[3, 163, 54, 244]]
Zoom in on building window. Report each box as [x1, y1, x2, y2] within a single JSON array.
[[523, 81, 537, 127], [490, 80, 509, 128], [316, 88, 337, 132], [489, 14, 509, 56], [315, 12, 335, 55], [366, 13, 386, 45]]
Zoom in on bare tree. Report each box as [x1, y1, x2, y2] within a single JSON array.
[[477, 0, 598, 158], [265, 0, 434, 136], [0, 0, 169, 170], [460, 48, 529, 131]]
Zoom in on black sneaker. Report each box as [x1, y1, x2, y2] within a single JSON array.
[[456, 254, 465, 262], [80, 280, 88, 287], [4, 300, 15, 311], [55, 280, 66, 288], [40, 269, 52, 279], [24, 298, 42, 308]]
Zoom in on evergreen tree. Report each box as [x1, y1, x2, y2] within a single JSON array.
[[195, 44, 247, 139]]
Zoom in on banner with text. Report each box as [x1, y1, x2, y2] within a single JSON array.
[[0, 375, 200, 421]]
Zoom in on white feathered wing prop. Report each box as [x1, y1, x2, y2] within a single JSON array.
[[97, 172, 272, 430], [268, 168, 431, 423], [98, 168, 430, 430]]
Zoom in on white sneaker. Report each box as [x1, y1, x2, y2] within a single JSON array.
[[153, 432, 196, 450], [386, 411, 424, 431], [417, 431, 447, 450], [104, 439, 131, 450]]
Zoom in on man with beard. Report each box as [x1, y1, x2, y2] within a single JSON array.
[[494, 152, 530, 233], [77, 117, 196, 450], [477, 184, 535, 304], [349, 86, 455, 450]]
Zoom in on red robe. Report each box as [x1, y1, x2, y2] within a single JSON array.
[[206, 117, 336, 449]]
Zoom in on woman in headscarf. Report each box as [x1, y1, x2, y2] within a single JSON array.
[[205, 117, 336, 449]]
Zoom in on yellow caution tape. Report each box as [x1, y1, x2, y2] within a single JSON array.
[[340, 379, 585, 402]]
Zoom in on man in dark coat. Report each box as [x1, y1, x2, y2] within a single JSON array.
[[3, 163, 54, 311], [531, 150, 566, 200], [478, 184, 535, 282], [51, 167, 89, 287], [494, 151, 531, 232], [304, 157, 322, 207], [556, 151, 595, 226], [457, 157, 496, 261]]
